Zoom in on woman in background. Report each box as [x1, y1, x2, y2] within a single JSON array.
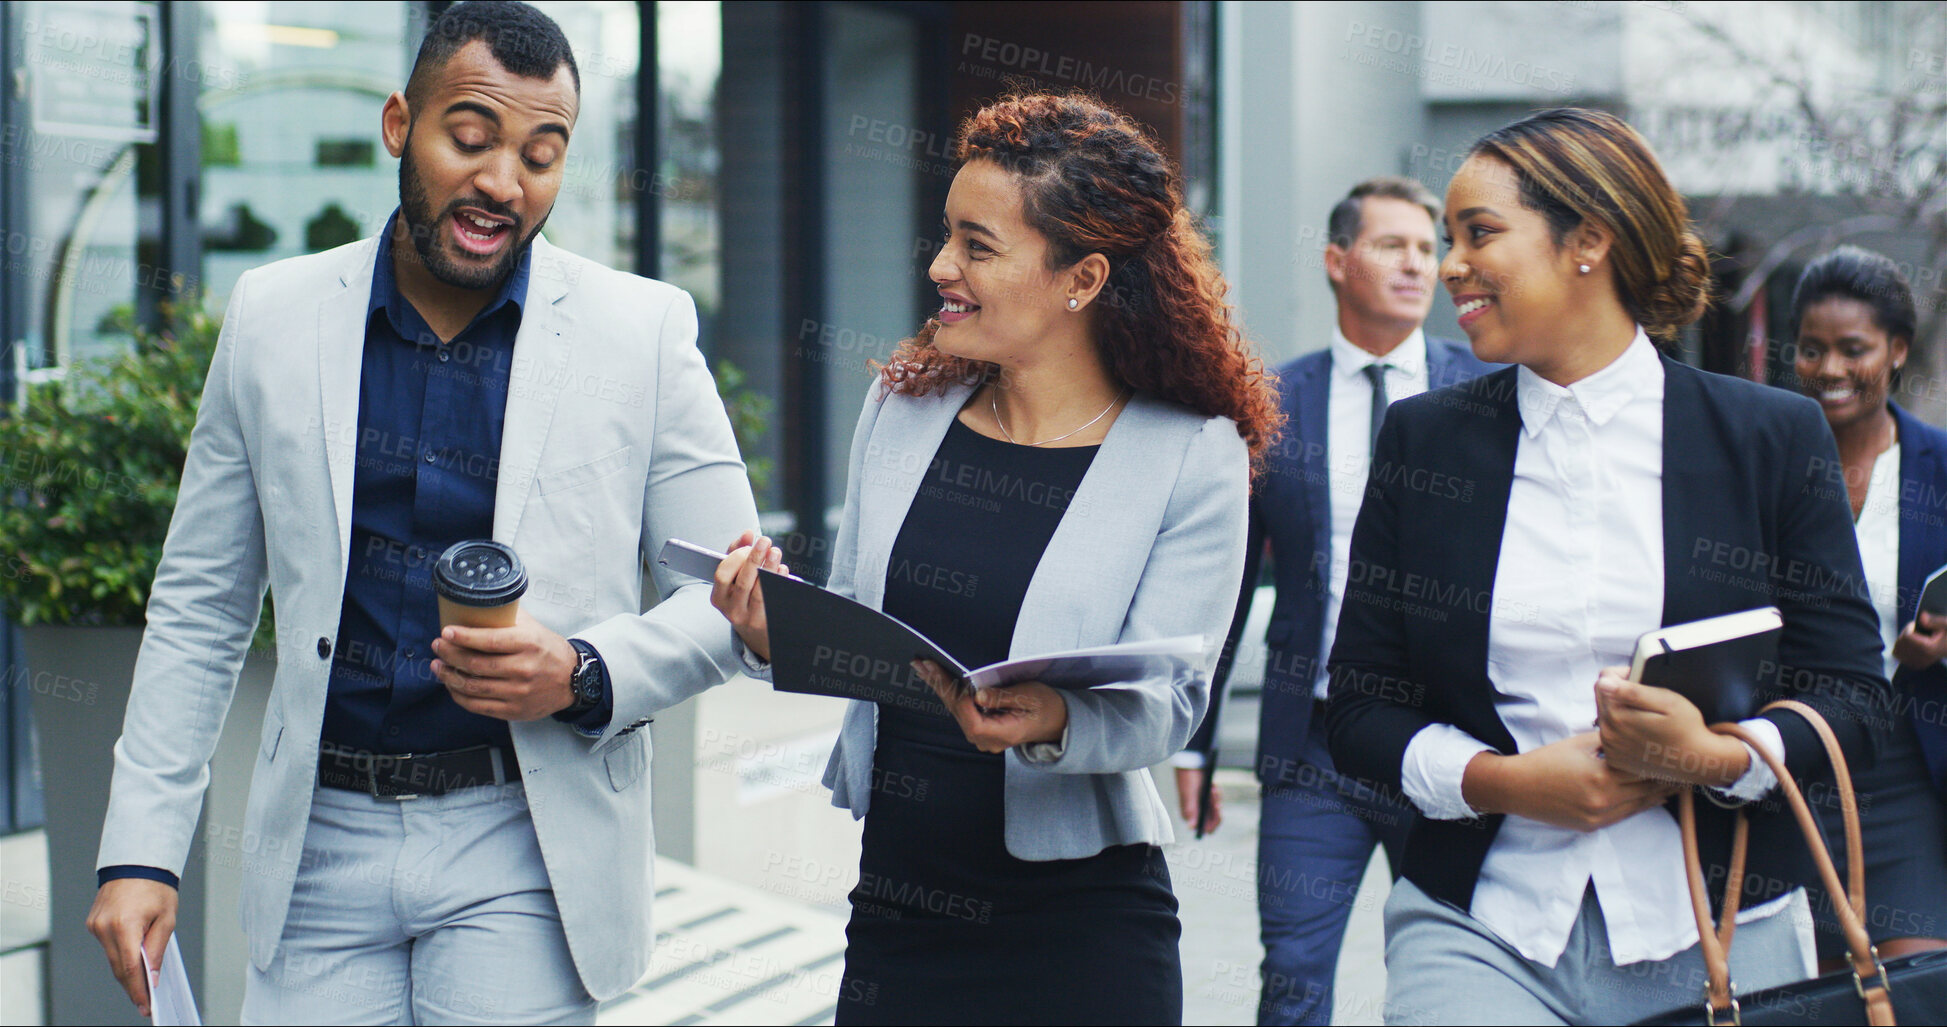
[[1788, 245, 1947, 964], [1326, 107, 1891, 1025], [711, 92, 1279, 1025]]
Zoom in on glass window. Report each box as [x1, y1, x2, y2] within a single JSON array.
[[656, 1, 721, 329], [820, 5, 924, 506], [13, 0, 159, 373], [528, 0, 639, 273], [197, 1, 410, 306]]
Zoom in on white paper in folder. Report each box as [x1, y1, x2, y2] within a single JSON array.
[[139, 934, 202, 1026]]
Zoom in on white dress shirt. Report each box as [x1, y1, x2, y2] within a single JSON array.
[[1398, 331, 1790, 967], [1854, 443, 1903, 681], [1315, 329, 1430, 699]]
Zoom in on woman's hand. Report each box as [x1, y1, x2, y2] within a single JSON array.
[[912, 660, 1069, 754], [1174, 767, 1224, 831], [709, 530, 786, 662], [1893, 611, 1947, 670], [1462, 731, 1680, 832], [1594, 667, 1750, 788]]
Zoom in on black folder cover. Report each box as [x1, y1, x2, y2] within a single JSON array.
[[1629, 608, 1784, 724], [756, 568, 1202, 709], [758, 569, 956, 712]]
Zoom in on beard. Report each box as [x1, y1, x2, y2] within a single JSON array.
[[396, 137, 549, 291]]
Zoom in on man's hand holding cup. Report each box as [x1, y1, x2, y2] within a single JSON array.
[[431, 607, 580, 720], [428, 539, 577, 720]]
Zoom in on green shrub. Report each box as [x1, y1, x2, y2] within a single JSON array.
[[1, 304, 224, 630], [3, 303, 775, 646]]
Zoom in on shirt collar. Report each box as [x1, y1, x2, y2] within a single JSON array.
[[1331, 327, 1427, 379], [368, 209, 531, 341], [1515, 327, 1663, 437]]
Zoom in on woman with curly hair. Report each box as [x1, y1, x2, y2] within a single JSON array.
[[710, 91, 1279, 1024]]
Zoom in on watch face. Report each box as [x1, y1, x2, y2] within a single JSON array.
[[573, 655, 602, 706]]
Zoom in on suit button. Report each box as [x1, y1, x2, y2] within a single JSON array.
[[318, 637, 332, 659]]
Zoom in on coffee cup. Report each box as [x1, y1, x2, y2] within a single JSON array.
[[433, 540, 528, 629]]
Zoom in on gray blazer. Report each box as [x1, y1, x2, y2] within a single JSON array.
[[97, 235, 757, 1000], [806, 379, 1250, 860]]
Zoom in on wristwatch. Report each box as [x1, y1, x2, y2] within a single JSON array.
[[558, 639, 607, 718]]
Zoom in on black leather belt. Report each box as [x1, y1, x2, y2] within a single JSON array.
[[317, 742, 518, 799]]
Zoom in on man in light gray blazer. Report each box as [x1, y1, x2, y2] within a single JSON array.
[[86, 4, 755, 1022]]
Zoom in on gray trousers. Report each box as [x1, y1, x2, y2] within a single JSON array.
[[240, 781, 596, 1026], [1382, 878, 1816, 1026]]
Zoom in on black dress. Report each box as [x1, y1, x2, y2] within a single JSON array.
[[835, 419, 1183, 1026]]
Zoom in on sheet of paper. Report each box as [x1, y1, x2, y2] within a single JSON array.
[[140, 934, 202, 1027]]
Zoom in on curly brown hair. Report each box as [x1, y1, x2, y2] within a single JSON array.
[[878, 92, 1282, 467]]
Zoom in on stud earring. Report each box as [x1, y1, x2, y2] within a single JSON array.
[[1578, 264, 1592, 275], [1068, 298, 1079, 310]]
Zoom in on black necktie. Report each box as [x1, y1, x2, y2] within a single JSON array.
[[1364, 363, 1390, 461]]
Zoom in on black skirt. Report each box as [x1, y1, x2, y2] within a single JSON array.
[[1810, 711, 1947, 960], [836, 705, 1182, 1025]]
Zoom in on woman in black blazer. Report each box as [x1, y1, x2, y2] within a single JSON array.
[[1787, 246, 1947, 964], [1325, 108, 1892, 1025]]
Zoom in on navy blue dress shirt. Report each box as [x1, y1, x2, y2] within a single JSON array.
[[319, 213, 528, 754]]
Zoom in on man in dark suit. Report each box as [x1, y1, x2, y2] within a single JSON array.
[[1176, 176, 1495, 1026]]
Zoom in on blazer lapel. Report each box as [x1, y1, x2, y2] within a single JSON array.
[[1659, 360, 1716, 627], [493, 238, 572, 544], [1447, 367, 1522, 687], [318, 239, 381, 584], [1014, 395, 1199, 657], [1894, 403, 1947, 621], [1294, 359, 1332, 556]]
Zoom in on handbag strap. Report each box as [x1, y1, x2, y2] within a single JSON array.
[[1677, 699, 1892, 1026]]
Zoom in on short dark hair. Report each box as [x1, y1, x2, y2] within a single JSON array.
[[405, 1, 580, 111], [1326, 176, 1440, 250], [1789, 245, 1917, 347]]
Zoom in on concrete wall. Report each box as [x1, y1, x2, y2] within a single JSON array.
[[650, 676, 863, 915], [1222, 2, 1429, 365]]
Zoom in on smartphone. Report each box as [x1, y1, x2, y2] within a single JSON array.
[[1921, 564, 1947, 618], [656, 538, 729, 581]]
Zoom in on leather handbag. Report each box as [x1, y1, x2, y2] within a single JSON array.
[[1637, 699, 1947, 1026]]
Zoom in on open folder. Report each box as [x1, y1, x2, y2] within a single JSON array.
[[759, 569, 1205, 707], [656, 539, 1205, 709]]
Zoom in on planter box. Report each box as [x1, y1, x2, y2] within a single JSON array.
[[21, 625, 270, 1027]]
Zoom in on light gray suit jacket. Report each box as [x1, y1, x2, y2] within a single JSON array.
[[95, 234, 757, 1000], [809, 379, 1250, 859]]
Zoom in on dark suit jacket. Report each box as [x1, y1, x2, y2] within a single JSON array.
[[1325, 356, 1894, 917], [1891, 402, 1947, 791], [1189, 337, 1495, 786]]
